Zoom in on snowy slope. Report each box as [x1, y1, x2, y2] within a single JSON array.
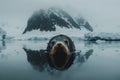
[[17, 26, 88, 40], [84, 32, 120, 41]]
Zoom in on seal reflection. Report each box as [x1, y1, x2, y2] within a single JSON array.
[[24, 48, 93, 72]]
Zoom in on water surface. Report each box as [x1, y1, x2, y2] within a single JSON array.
[[0, 40, 120, 80]]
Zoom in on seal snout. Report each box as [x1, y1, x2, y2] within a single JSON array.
[[57, 43, 62, 47]]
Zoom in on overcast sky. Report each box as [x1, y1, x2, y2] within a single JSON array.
[[0, 0, 120, 36]]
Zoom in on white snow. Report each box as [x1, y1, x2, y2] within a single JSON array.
[[16, 25, 88, 40], [84, 32, 120, 41]]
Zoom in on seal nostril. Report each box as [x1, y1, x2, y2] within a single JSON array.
[[57, 43, 62, 47]]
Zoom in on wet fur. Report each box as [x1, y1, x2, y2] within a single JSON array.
[[49, 43, 71, 68], [50, 42, 70, 55]]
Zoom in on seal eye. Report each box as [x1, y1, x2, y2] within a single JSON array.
[[64, 40, 69, 46], [51, 41, 56, 47]]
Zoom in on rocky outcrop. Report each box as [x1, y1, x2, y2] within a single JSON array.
[[23, 7, 93, 34]]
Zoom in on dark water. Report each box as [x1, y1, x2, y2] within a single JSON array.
[[0, 40, 120, 80]]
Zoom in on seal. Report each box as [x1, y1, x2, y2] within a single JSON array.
[[47, 34, 76, 70]]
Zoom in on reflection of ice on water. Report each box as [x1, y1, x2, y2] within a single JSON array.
[[0, 41, 120, 80], [0, 41, 6, 59], [0, 41, 6, 52]]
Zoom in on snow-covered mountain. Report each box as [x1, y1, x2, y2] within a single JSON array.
[[23, 7, 93, 34], [0, 6, 120, 41]]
